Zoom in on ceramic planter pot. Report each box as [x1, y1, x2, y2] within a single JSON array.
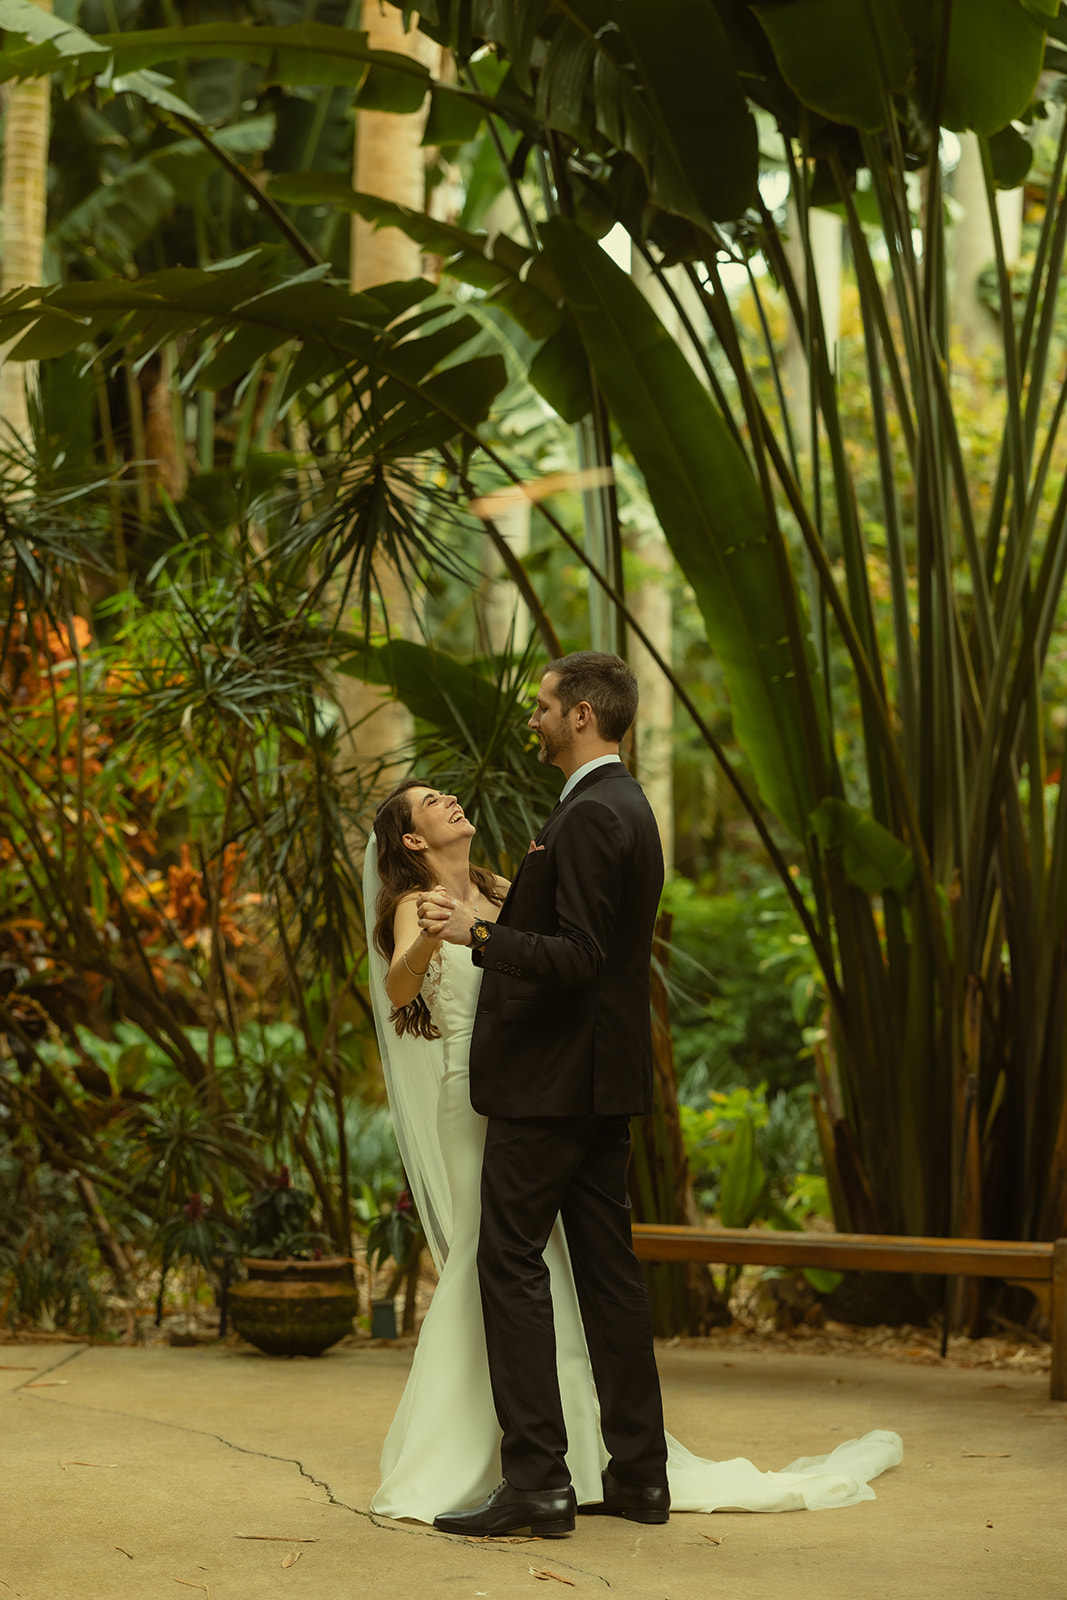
[[228, 1256, 357, 1357]]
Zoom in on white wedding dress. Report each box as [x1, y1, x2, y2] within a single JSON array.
[[369, 942, 902, 1523]]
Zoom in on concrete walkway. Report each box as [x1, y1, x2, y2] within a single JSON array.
[[3, 1338, 1065, 1600]]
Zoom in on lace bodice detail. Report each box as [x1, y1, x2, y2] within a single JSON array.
[[423, 942, 481, 1067]]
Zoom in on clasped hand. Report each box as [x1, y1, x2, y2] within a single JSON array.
[[417, 887, 477, 946]]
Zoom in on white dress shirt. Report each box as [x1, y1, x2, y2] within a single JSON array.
[[559, 752, 622, 803]]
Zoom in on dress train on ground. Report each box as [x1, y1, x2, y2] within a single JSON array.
[[368, 944, 902, 1524]]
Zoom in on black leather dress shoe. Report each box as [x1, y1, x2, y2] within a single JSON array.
[[580, 1466, 670, 1524], [433, 1479, 577, 1538]]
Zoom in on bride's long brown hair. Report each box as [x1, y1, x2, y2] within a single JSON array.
[[372, 778, 504, 1039]]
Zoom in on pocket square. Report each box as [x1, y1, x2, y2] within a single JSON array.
[[527, 839, 546, 854]]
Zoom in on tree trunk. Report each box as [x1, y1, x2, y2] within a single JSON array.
[[334, 5, 440, 789], [0, 5, 52, 458], [782, 201, 842, 459], [74, 1172, 134, 1293], [478, 500, 532, 655], [950, 131, 1024, 359]]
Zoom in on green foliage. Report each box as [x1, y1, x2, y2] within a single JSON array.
[[365, 1186, 422, 1273], [680, 1082, 838, 1294], [664, 876, 822, 1105], [156, 1194, 240, 1281], [344, 635, 560, 876], [4, 0, 1067, 1325], [0, 1152, 106, 1334], [239, 1166, 331, 1260], [680, 1083, 829, 1226], [716, 1107, 765, 1230], [539, 218, 823, 843]]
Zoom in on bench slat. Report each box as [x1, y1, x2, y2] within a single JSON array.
[[631, 1225, 1054, 1281]]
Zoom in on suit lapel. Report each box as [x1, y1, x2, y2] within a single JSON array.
[[559, 761, 628, 807], [499, 764, 631, 921]]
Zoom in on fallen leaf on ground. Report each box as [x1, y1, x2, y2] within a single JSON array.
[[528, 1568, 576, 1585], [700, 1534, 724, 1544], [115, 1548, 134, 1560], [986, 1520, 994, 1528], [172, 1581, 209, 1599], [26, 1380, 69, 1388], [962, 1451, 1010, 1458], [282, 1550, 302, 1569], [235, 1535, 318, 1543], [0, 1365, 37, 1371], [60, 1461, 118, 1469]]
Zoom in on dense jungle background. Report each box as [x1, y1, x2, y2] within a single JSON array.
[[2, 0, 1066, 1349]]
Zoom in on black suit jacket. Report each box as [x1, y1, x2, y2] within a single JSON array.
[[468, 762, 664, 1119]]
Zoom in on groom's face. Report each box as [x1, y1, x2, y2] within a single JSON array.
[[529, 672, 574, 770]]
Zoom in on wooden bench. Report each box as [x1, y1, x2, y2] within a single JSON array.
[[631, 1224, 1067, 1401]]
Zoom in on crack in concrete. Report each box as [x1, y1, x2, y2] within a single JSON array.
[[8, 1344, 88, 1392], [15, 1387, 612, 1587], [16, 1388, 363, 1516]]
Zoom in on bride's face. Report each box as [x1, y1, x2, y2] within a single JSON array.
[[401, 787, 475, 859]]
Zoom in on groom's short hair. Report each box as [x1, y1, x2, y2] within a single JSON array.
[[544, 651, 639, 744]]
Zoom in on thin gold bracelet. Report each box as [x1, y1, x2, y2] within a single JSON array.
[[403, 949, 429, 978]]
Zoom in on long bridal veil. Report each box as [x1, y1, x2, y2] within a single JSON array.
[[362, 833, 903, 1516], [362, 832, 451, 1274]]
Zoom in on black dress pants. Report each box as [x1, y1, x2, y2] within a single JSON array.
[[477, 1113, 668, 1491]]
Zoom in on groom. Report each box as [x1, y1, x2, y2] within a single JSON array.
[[417, 651, 669, 1538]]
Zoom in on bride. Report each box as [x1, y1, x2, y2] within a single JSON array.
[[363, 777, 902, 1526]]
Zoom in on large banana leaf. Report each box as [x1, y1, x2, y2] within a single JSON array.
[[538, 218, 825, 843], [535, 0, 758, 226], [0, 0, 198, 115], [752, 0, 912, 132], [754, 0, 1046, 135], [810, 799, 914, 900], [0, 8, 433, 112], [267, 176, 565, 343], [270, 177, 596, 417], [0, 252, 507, 456]]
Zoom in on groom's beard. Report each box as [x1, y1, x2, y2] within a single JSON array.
[[537, 721, 573, 767]]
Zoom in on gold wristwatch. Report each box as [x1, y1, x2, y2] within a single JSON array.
[[469, 918, 492, 951]]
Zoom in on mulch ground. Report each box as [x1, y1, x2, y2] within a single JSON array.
[[1, 1251, 1051, 1382]]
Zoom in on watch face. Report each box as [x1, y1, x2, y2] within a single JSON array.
[[472, 920, 490, 945]]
